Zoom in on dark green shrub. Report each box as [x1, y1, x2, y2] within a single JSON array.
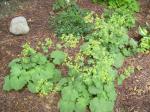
[[49, 5, 94, 37]]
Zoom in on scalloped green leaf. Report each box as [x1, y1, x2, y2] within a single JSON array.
[[50, 50, 66, 65]]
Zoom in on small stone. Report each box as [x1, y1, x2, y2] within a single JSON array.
[[9, 16, 30, 35]]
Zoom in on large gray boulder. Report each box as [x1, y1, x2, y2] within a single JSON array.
[[9, 16, 30, 35]]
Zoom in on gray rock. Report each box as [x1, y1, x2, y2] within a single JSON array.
[[9, 16, 30, 35]]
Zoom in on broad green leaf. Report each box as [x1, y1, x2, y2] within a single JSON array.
[[75, 98, 88, 112], [58, 78, 68, 87], [31, 54, 40, 63], [22, 57, 31, 64], [100, 99, 114, 112], [10, 64, 22, 76], [31, 53, 47, 65], [88, 86, 100, 95], [93, 77, 103, 90], [50, 50, 66, 65], [10, 76, 26, 91], [20, 71, 31, 82], [28, 82, 39, 93], [73, 81, 87, 93], [8, 58, 21, 67], [59, 100, 75, 112], [3, 76, 12, 91], [31, 73, 42, 82], [52, 69, 61, 82], [113, 53, 124, 68], [45, 63, 55, 70], [104, 83, 116, 101], [90, 97, 113, 112], [39, 70, 54, 80], [61, 85, 78, 102], [37, 54, 47, 65], [89, 97, 101, 112]]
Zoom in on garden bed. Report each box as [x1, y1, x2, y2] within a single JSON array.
[[0, 0, 150, 112]]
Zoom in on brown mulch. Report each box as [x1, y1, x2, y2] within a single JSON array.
[[115, 53, 150, 112], [0, 0, 150, 112]]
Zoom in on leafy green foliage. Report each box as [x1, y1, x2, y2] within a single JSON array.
[[60, 34, 79, 48], [52, 0, 76, 11], [108, 0, 139, 12], [113, 53, 125, 68], [138, 25, 150, 52], [63, 39, 117, 112], [41, 38, 52, 53], [92, 0, 139, 28], [49, 5, 94, 37], [86, 14, 138, 59], [59, 81, 89, 112], [90, 97, 114, 112], [118, 66, 134, 85], [91, 0, 139, 13], [50, 50, 66, 65], [104, 9, 136, 28], [3, 44, 62, 94]]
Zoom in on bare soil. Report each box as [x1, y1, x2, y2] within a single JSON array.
[[0, 0, 150, 112], [115, 53, 150, 112]]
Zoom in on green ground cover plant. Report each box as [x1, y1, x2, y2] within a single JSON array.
[[62, 39, 117, 112], [3, 43, 66, 95], [60, 34, 79, 48]]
